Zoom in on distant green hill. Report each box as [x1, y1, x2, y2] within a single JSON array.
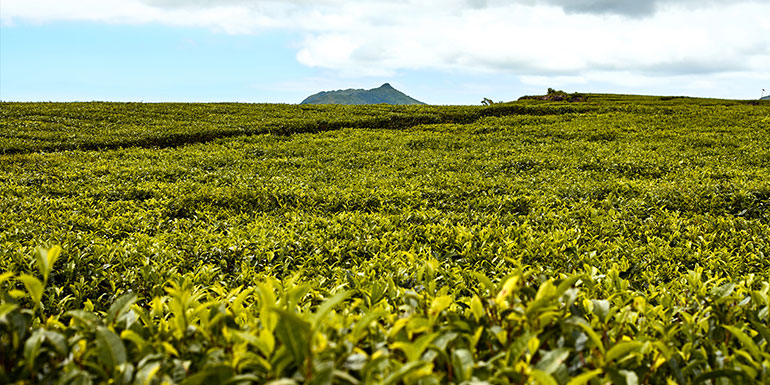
[[761, 95, 770, 101], [300, 83, 425, 105]]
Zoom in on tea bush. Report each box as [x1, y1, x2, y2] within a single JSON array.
[[1, 96, 769, 384]]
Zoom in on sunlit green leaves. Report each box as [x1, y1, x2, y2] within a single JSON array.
[[4, 245, 770, 383], [17, 274, 44, 307], [607, 341, 644, 362], [34, 245, 61, 283], [1, 97, 769, 383]]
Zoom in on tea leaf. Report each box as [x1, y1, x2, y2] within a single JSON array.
[[451, 349, 474, 382], [18, 274, 44, 306], [535, 348, 570, 374], [96, 326, 127, 369], [565, 369, 603, 385], [272, 308, 311, 365], [722, 325, 761, 359], [530, 369, 559, 385], [107, 292, 137, 326], [606, 341, 644, 362]]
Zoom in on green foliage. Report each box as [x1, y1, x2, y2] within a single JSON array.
[[2, 249, 769, 384], [1, 96, 769, 383], [519, 89, 585, 102], [481, 98, 496, 106]]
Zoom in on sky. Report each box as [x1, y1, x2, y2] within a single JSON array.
[[1, 0, 769, 104]]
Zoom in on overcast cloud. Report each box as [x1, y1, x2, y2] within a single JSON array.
[[2, 0, 769, 99]]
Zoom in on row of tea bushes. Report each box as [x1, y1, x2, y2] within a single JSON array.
[[2, 247, 768, 384]]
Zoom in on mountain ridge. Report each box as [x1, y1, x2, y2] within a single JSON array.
[[300, 83, 425, 105]]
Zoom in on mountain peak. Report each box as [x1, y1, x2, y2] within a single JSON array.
[[300, 84, 425, 105]]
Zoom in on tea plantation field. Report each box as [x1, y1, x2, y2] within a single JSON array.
[[1, 96, 769, 384]]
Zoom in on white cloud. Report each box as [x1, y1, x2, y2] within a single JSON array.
[[296, 34, 368, 74], [0, 0, 282, 33], [2, 0, 769, 98], [281, 1, 769, 77]]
